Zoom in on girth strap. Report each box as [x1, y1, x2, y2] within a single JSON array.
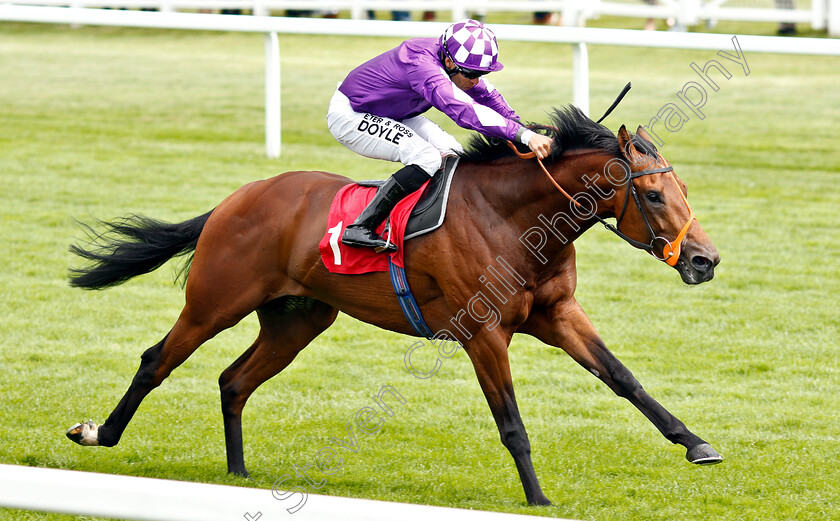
[[388, 257, 434, 339]]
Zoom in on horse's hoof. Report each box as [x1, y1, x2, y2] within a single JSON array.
[[528, 494, 552, 506], [686, 443, 723, 465], [66, 420, 100, 446]]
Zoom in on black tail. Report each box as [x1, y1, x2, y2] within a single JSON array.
[[69, 210, 214, 290]]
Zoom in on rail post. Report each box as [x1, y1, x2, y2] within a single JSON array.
[[265, 31, 281, 158], [572, 42, 589, 116]]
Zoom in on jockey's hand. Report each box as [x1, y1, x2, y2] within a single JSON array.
[[528, 133, 553, 159]]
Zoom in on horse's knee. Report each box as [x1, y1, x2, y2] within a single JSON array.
[[139, 336, 166, 366], [588, 341, 643, 399], [219, 361, 250, 415], [500, 425, 531, 456], [220, 389, 243, 418], [607, 364, 643, 399]]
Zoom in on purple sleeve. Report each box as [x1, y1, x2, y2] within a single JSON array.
[[406, 62, 524, 142], [465, 80, 521, 122]]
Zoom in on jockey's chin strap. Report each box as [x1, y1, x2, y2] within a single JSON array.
[[506, 142, 696, 267]]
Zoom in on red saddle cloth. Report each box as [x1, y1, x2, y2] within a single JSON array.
[[319, 181, 429, 274]]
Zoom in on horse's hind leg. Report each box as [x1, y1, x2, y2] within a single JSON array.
[[67, 275, 265, 447], [219, 297, 337, 477]]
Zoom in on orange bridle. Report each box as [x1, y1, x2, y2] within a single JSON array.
[[508, 142, 696, 266], [656, 170, 696, 266]]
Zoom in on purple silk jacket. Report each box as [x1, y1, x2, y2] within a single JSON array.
[[338, 38, 527, 143]]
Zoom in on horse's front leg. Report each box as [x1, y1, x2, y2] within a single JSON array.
[[464, 330, 551, 506], [522, 298, 722, 465]]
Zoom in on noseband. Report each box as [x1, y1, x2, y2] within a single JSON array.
[[507, 143, 696, 266]]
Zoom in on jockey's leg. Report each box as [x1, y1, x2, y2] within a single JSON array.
[[341, 164, 429, 253], [327, 89, 445, 174], [401, 115, 464, 158], [327, 88, 443, 252]]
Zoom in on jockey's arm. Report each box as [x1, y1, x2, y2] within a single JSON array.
[[466, 81, 553, 159], [411, 66, 522, 141], [464, 79, 519, 120]]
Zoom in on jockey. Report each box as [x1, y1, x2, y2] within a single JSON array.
[[327, 19, 554, 252]]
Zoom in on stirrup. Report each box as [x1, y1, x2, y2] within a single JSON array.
[[374, 242, 396, 254], [374, 224, 395, 253], [342, 224, 396, 253]]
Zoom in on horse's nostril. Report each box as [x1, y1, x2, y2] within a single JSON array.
[[691, 255, 713, 272]]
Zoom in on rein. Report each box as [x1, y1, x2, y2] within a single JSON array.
[[506, 142, 696, 266]]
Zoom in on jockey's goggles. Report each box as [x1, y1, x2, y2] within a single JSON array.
[[454, 65, 489, 79]]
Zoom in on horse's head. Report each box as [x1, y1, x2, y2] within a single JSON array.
[[611, 125, 720, 284]]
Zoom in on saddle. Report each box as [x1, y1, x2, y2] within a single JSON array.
[[319, 156, 459, 275], [355, 155, 459, 241]]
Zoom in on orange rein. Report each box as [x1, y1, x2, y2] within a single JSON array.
[[507, 141, 696, 266], [506, 141, 583, 209]]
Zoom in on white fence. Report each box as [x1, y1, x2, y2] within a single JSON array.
[[571, 0, 837, 31], [0, 464, 570, 520], [3, 0, 839, 33], [2, 5, 840, 158]]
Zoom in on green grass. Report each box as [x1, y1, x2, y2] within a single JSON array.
[[1, 19, 839, 521]]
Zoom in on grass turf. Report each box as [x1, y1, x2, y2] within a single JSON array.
[[0, 18, 838, 521]]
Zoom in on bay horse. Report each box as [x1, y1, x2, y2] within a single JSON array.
[[66, 106, 722, 506]]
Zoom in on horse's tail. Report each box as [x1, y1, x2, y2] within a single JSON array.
[[69, 210, 214, 290]]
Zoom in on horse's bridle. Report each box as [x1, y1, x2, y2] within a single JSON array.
[[508, 143, 696, 267], [614, 161, 696, 266]]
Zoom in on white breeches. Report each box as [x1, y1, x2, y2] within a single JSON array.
[[327, 88, 464, 176]]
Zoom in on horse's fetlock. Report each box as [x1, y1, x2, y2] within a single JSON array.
[[665, 425, 694, 444], [96, 427, 120, 447]]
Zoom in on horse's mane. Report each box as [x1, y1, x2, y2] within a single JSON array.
[[459, 105, 657, 163]]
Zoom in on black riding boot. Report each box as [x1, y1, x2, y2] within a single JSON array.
[[342, 164, 430, 253]]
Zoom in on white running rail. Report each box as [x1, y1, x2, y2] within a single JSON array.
[[2, 5, 839, 157], [0, 0, 837, 32], [0, 464, 574, 521]]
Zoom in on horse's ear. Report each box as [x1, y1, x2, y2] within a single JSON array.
[[635, 125, 653, 143], [617, 125, 640, 162]]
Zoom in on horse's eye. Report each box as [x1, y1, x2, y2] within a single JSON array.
[[646, 191, 663, 204]]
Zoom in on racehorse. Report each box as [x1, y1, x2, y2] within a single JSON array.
[[66, 106, 722, 506]]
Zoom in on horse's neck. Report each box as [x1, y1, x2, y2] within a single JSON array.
[[457, 151, 618, 268]]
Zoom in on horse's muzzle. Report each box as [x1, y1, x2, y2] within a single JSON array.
[[676, 246, 720, 285]]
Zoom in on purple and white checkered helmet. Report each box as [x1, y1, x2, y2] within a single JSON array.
[[440, 19, 504, 72]]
